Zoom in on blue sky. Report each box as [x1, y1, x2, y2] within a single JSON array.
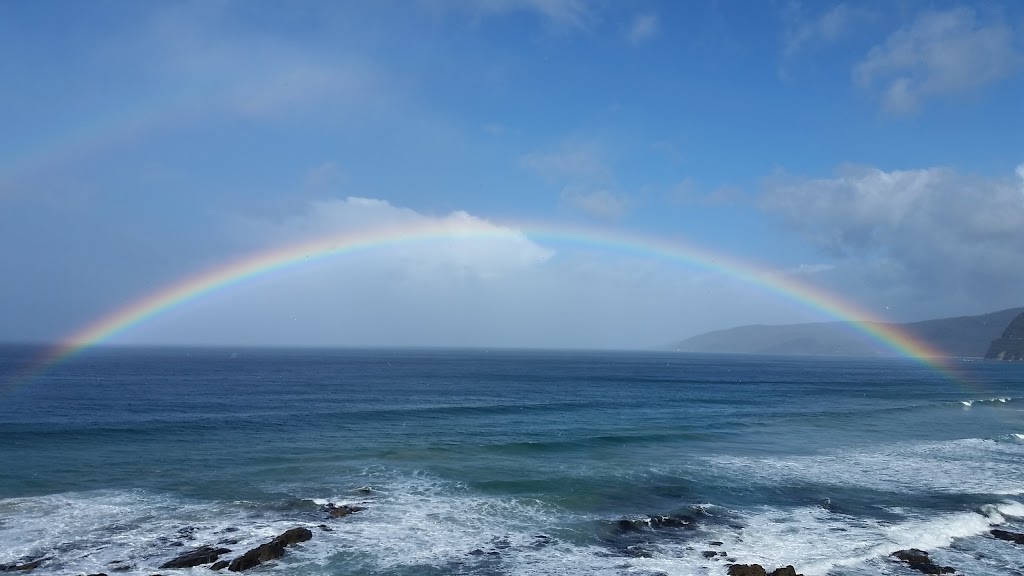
[[1, 0, 1023, 348]]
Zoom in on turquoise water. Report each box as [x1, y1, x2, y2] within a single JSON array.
[[1, 347, 1023, 575]]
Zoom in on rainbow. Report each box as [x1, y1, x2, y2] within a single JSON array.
[[5, 220, 961, 392]]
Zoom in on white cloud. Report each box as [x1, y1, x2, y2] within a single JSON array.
[[761, 162, 1024, 311], [626, 13, 658, 44], [560, 187, 628, 219], [854, 7, 1021, 114], [230, 197, 553, 280]]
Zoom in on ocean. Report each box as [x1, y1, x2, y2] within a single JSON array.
[[1, 346, 1022, 576]]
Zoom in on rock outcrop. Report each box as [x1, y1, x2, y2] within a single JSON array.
[[227, 527, 312, 572], [890, 549, 955, 574], [727, 564, 802, 576], [991, 528, 1024, 544], [985, 311, 1024, 360], [159, 546, 231, 569]]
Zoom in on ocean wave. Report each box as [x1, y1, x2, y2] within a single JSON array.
[[703, 436, 1024, 497], [959, 397, 1015, 407]]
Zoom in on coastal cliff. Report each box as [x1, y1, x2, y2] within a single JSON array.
[[985, 311, 1024, 360]]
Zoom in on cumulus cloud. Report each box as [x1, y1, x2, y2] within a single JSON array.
[[854, 7, 1021, 114], [761, 162, 1024, 311], [626, 13, 658, 44]]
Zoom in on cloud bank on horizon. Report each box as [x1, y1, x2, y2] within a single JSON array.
[[0, 0, 1022, 349]]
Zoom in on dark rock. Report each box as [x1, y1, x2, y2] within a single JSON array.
[[728, 565, 767, 576], [227, 527, 313, 572], [709, 541, 724, 546], [324, 503, 366, 518], [317, 524, 333, 532], [769, 566, 800, 576], [83, 574, 108, 576], [650, 514, 695, 529], [703, 551, 718, 558], [890, 549, 956, 574], [227, 542, 285, 572], [273, 527, 313, 546], [210, 561, 229, 571], [0, 558, 46, 572], [160, 546, 232, 569], [468, 549, 486, 556], [617, 514, 695, 533], [991, 529, 1024, 544], [985, 312, 1024, 360], [217, 538, 239, 545]]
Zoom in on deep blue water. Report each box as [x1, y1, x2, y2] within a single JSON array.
[[1, 346, 1023, 575]]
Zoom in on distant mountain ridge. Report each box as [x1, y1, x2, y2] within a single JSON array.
[[672, 307, 1024, 358], [985, 311, 1024, 360]]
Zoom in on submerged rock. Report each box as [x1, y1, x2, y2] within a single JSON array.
[[324, 503, 366, 518], [991, 529, 1024, 544], [227, 527, 312, 572], [210, 560, 229, 571], [159, 546, 232, 569], [0, 557, 47, 572], [890, 549, 956, 574]]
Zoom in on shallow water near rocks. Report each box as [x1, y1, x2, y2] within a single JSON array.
[[1, 346, 1023, 575]]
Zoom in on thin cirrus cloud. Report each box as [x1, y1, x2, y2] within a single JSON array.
[[853, 7, 1022, 114]]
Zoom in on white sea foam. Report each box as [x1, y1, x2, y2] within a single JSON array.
[[2, 477, 1023, 576], [704, 436, 1024, 496], [961, 400, 974, 407], [635, 502, 1017, 576]]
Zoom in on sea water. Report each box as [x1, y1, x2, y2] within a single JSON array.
[[1, 346, 1022, 575]]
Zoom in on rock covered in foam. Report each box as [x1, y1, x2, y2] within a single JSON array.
[[323, 503, 366, 518]]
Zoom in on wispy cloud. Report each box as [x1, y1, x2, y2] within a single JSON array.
[[854, 7, 1022, 114], [625, 13, 658, 44], [561, 187, 628, 219], [427, 0, 594, 32], [782, 2, 862, 60], [522, 143, 630, 219]]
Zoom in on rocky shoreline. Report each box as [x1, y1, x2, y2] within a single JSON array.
[[1, 499, 1022, 575]]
